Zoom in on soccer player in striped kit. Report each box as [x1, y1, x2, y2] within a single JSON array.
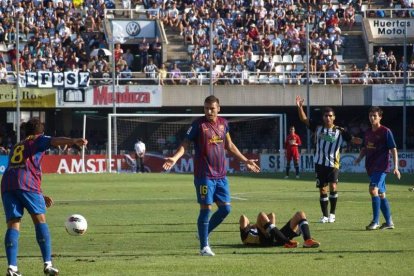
[[296, 96, 362, 223], [355, 106, 400, 230], [163, 95, 260, 256], [1, 118, 87, 276]]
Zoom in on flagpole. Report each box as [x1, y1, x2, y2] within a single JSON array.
[[16, 17, 21, 141]]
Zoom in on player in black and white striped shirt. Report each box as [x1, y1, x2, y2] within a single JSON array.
[[296, 96, 362, 224]]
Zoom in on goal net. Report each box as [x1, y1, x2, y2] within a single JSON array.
[[107, 114, 286, 173]]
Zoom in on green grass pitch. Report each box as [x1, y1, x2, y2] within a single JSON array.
[[1, 172, 413, 275]]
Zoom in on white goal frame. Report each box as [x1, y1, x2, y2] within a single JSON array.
[[107, 113, 287, 173]]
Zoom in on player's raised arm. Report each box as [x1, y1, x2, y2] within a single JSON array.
[[163, 140, 190, 170], [296, 96, 310, 127], [225, 133, 260, 173]]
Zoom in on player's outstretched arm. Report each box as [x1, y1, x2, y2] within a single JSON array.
[[296, 95, 310, 127], [162, 141, 189, 170], [225, 134, 260, 173], [51, 137, 88, 147]]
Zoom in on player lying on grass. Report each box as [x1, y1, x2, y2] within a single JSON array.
[[239, 211, 320, 248]]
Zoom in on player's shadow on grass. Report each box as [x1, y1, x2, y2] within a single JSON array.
[[212, 245, 413, 255], [91, 222, 238, 227], [230, 172, 414, 187]]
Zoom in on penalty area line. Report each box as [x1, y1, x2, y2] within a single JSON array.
[[231, 196, 248, 201]]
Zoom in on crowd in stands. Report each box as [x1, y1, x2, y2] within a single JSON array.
[[0, 0, 411, 85], [0, 0, 115, 80], [138, 0, 414, 85], [349, 47, 414, 85], [0, 0, 166, 84]]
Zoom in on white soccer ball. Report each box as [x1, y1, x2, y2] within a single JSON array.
[[65, 214, 88, 236]]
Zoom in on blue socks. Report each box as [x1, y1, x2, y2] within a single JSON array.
[[197, 205, 232, 250], [371, 196, 380, 224], [380, 197, 392, 224], [5, 228, 19, 267], [208, 205, 231, 234], [197, 209, 210, 249], [35, 223, 52, 262]]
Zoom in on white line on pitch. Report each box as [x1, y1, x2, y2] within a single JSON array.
[[231, 196, 248, 201]]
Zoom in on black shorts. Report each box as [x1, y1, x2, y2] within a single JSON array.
[[261, 221, 300, 246], [315, 164, 339, 188], [273, 221, 300, 246]]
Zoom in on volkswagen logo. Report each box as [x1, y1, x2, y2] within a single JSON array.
[[126, 21, 141, 36]]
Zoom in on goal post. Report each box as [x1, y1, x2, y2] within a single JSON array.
[[107, 113, 287, 173], [81, 114, 108, 173]]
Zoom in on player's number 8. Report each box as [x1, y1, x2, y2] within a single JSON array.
[[11, 145, 25, 164], [200, 185, 208, 195]]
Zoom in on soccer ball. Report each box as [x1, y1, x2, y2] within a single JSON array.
[[65, 214, 88, 236]]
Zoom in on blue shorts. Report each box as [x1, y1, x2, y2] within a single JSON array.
[[2, 190, 46, 222], [194, 177, 231, 205], [369, 172, 387, 194]]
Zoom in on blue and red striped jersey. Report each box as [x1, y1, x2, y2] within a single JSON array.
[[186, 116, 229, 179], [1, 135, 51, 194], [364, 126, 397, 176]]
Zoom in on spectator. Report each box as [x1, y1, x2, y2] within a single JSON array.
[[247, 24, 260, 42], [349, 64, 362, 84], [114, 43, 123, 63], [362, 63, 373, 85], [139, 38, 150, 71], [158, 63, 168, 85], [290, 64, 303, 85], [387, 51, 397, 72], [169, 63, 185, 85], [122, 0, 131, 16], [0, 53, 6, 68], [271, 31, 282, 55], [371, 65, 382, 84], [116, 55, 128, 69], [123, 49, 134, 69], [187, 65, 198, 85], [0, 63, 7, 84], [166, 3, 180, 27], [335, 4, 346, 25], [0, 23, 5, 43], [150, 37, 163, 67], [119, 65, 133, 84], [344, 5, 355, 30], [144, 59, 159, 83], [327, 59, 341, 84], [255, 55, 267, 76]]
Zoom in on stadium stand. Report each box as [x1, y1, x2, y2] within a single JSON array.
[[0, 0, 413, 152]]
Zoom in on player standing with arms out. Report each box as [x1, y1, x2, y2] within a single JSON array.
[[1, 118, 88, 276], [163, 95, 260, 256], [354, 106, 400, 230], [284, 126, 302, 179], [296, 96, 361, 223]]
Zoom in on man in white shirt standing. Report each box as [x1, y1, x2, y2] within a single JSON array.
[[0, 63, 7, 84], [134, 138, 146, 173]]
